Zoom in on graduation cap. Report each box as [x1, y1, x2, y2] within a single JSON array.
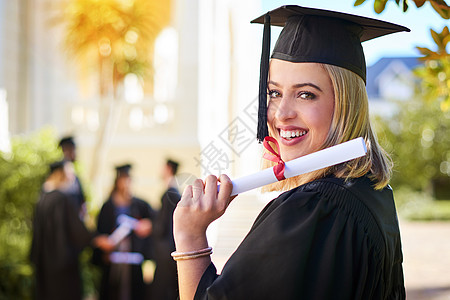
[[166, 159, 179, 175], [115, 164, 132, 177], [251, 5, 410, 142], [58, 136, 75, 148]]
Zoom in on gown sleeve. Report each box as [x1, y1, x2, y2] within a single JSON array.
[[64, 193, 94, 250], [92, 201, 114, 266], [195, 181, 392, 300]]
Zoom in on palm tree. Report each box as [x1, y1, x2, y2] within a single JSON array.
[[54, 0, 170, 203]]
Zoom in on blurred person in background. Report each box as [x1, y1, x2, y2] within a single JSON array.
[[152, 159, 181, 300], [59, 136, 86, 218], [93, 164, 156, 300], [30, 160, 113, 300]]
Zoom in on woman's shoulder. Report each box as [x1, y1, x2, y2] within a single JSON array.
[[257, 175, 395, 229], [270, 175, 374, 209], [296, 175, 379, 195], [132, 196, 151, 207], [290, 175, 394, 212], [100, 197, 114, 208], [280, 176, 395, 234], [39, 189, 70, 204], [252, 177, 369, 229]]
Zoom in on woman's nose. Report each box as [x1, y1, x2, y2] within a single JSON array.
[[274, 97, 297, 121]]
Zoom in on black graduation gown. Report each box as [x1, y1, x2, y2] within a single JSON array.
[[195, 176, 405, 300], [30, 190, 94, 300], [152, 187, 181, 300], [65, 176, 85, 211], [93, 196, 156, 300]]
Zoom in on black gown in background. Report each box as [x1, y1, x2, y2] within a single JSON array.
[[65, 176, 85, 212], [195, 176, 405, 300], [152, 187, 181, 300], [30, 190, 94, 300], [93, 196, 155, 300]]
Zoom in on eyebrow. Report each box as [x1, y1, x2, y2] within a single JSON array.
[[268, 80, 323, 92]]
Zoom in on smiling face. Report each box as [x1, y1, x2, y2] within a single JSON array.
[[267, 60, 335, 162]]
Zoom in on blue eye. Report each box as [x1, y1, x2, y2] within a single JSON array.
[[298, 91, 316, 100], [268, 90, 281, 98]]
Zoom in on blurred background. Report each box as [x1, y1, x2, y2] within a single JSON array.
[[0, 0, 449, 299]]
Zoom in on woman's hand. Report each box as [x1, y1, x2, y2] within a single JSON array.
[[93, 235, 115, 252], [173, 174, 234, 300], [173, 174, 234, 251], [134, 218, 152, 238]]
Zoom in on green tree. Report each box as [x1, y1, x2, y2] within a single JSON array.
[[58, 0, 166, 96], [52, 0, 169, 202], [415, 26, 450, 111], [374, 97, 450, 198], [354, 0, 449, 18], [358, 0, 450, 199], [355, 0, 450, 112], [0, 128, 61, 300]]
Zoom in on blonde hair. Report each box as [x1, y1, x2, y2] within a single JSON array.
[[262, 63, 392, 192]]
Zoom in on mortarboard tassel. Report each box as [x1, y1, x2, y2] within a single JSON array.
[[257, 13, 271, 142]]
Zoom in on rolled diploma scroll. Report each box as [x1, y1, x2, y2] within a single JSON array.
[[109, 252, 144, 265], [117, 214, 139, 228], [108, 214, 139, 245], [228, 137, 367, 196]]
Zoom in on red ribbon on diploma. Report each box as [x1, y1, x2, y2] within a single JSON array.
[[263, 136, 286, 181]]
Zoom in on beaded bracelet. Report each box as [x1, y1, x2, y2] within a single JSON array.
[[171, 247, 213, 261]]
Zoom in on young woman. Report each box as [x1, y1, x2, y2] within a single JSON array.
[[93, 164, 155, 300], [172, 5, 408, 300]]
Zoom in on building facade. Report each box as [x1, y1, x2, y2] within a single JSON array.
[[0, 0, 262, 206]]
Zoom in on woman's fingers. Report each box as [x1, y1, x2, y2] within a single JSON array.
[[217, 174, 233, 198], [179, 185, 193, 207], [174, 174, 236, 242], [192, 178, 205, 204], [217, 174, 234, 210], [203, 175, 218, 202], [178, 174, 234, 217]]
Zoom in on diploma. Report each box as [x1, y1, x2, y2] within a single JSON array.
[[108, 214, 139, 245], [228, 137, 367, 196], [109, 252, 144, 264], [117, 214, 139, 228]]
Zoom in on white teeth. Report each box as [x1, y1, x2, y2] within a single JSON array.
[[280, 129, 307, 139]]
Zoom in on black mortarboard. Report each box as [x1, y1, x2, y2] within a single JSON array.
[[251, 5, 410, 142], [59, 136, 75, 148], [166, 159, 179, 175], [115, 164, 132, 177]]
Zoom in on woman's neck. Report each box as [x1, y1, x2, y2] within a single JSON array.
[[113, 191, 132, 207], [43, 177, 69, 192]]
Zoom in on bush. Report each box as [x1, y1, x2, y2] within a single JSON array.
[[374, 97, 450, 198], [0, 128, 61, 299], [395, 187, 450, 221]]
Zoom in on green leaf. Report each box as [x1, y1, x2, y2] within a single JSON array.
[[413, 0, 427, 7], [430, 0, 450, 19], [443, 26, 450, 35], [403, 0, 409, 11], [443, 34, 450, 48], [431, 28, 444, 49], [416, 46, 436, 57], [374, 0, 388, 13], [354, 0, 366, 6]]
